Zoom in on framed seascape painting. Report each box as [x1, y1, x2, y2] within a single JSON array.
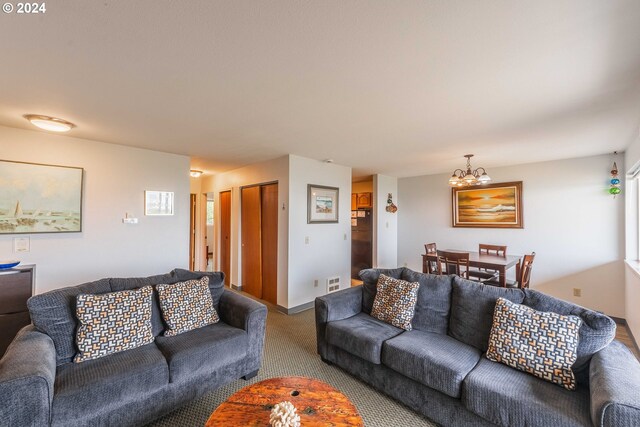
[[308, 184, 339, 223], [452, 181, 523, 228], [0, 160, 83, 234]]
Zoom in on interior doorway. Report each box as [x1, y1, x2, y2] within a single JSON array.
[[219, 190, 231, 285], [189, 194, 196, 271], [205, 195, 214, 271], [351, 178, 373, 282], [241, 182, 278, 304]]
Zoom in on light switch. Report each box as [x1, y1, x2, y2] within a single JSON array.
[[14, 237, 30, 252], [305, 236, 310, 244]]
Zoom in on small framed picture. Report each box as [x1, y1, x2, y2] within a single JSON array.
[[145, 191, 174, 216], [307, 184, 339, 223]]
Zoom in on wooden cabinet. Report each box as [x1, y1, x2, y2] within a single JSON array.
[[356, 192, 372, 209], [351, 193, 357, 211], [0, 265, 34, 357]]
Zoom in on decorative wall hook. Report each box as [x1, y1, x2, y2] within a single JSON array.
[[609, 152, 621, 198], [385, 193, 398, 213]]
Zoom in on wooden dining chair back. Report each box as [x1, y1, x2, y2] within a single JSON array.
[[479, 244, 507, 257], [424, 243, 437, 274], [468, 244, 507, 281], [436, 250, 470, 279], [518, 252, 536, 288]]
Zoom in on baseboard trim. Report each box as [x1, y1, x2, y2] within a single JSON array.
[[627, 325, 640, 358], [276, 301, 314, 315], [611, 316, 626, 325], [230, 284, 242, 291]]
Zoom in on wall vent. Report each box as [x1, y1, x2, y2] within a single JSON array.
[[327, 276, 340, 293]]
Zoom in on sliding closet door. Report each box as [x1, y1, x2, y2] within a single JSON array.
[[260, 183, 278, 305], [241, 186, 263, 298]]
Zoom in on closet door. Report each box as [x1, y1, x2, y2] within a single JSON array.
[[241, 186, 263, 298], [219, 191, 231, 285], [260, 183, 278, 305]]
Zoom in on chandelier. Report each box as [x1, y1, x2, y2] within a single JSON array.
[[448, 154, 491, 187]]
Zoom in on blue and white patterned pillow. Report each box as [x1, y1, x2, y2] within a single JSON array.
[[486, 297, 582, 390], [371, 274, 420, 330], [74, 286, 154, 363], [157, 276, 219, 336]]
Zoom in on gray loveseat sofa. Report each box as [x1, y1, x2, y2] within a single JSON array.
[[315, 267, 640, 427], [0, 269, 267, 427]]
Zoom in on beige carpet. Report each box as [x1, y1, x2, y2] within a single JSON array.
[[147, 305, 437, 427]]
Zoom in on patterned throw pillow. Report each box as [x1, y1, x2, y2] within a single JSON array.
[[74, 286, 154, 363], [486, 297, 582, 390], [157, 276, 219, 337], [370, 274, 420, 331]]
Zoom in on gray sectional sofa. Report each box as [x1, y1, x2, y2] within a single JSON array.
[[0, 269, 267, 427], [315, 267, 640, 427]]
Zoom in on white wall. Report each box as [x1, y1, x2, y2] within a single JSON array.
[[204, 156, 290, 305], [398, 154, 625, 317], [373, 174, 398, 268], [0, 125, 190, 294], [288, 155, 352, 308]]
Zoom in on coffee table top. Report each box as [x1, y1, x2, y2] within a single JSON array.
[[205, 376, 364, 427]]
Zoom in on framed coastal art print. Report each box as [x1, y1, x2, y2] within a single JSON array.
[[307, 184, 339, 223], [145, 191, 174, 216], [452, 181, 523, 228], [0, 160, 83, 234]]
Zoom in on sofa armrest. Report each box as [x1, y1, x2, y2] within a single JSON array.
[[590, 340, 640, 427], [315, 286, 363, 358], [218, 289, 267, 373], [0, 325, 56, 427]]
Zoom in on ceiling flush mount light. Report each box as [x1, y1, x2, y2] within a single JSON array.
[[448, 154, 491, 187], [190, 170, 203, 178], [24, 114, 76, 132]]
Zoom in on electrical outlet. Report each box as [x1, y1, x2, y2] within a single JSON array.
[[314, 279, 319, 288], [573, 288, 581, 297], [305, 236, 310, 244], [403, 262, 408, 267], [344, 233, 347, 240]]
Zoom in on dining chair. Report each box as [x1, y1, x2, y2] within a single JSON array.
[[468, 244, 508, 281], [436, 250, 470, 279], [424, 243, 437, 274], [485, 252, 535, 288]]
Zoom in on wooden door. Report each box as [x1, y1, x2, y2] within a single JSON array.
[[220, 191, 231, 285], [189, 194, 196, 270], [261, 184, 278, 305], [241, 186, 263, 298]]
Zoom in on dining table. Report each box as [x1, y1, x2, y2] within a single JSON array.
[[422, 249, 522, 287]]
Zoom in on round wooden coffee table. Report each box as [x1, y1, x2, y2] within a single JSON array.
[[205, 376, 364, 426]]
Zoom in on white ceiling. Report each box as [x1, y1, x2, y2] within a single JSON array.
[[1, 1, 639, 178]]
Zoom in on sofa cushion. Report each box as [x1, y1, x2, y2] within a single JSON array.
[[172, 269, 225, 311], [28, 279, 112, 365], [371, 274, 420, 330], [462, 357, 592, 427], [359, 267, 404, 314], [449, 276, 525, 351], [74, 286, 155, 363], [486, 297, 581, 390], [382, 329, 481, 398], [157, 277, 219, 337], [401, 269, 452, 334], [523, 289, 616, 373], [155, 321, 247, 382], [52, 342, 169, 423], [326, 312, 403, 364], [110, 273, 179, 336]]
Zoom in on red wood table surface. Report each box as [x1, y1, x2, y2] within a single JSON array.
[[205, 376, 364, 427]]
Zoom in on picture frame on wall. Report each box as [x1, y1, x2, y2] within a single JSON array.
[[452, 181, 523, 228], [0, 159, 83, 234], [145, 191, 174, 216], [307, 184, 339, 223]]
